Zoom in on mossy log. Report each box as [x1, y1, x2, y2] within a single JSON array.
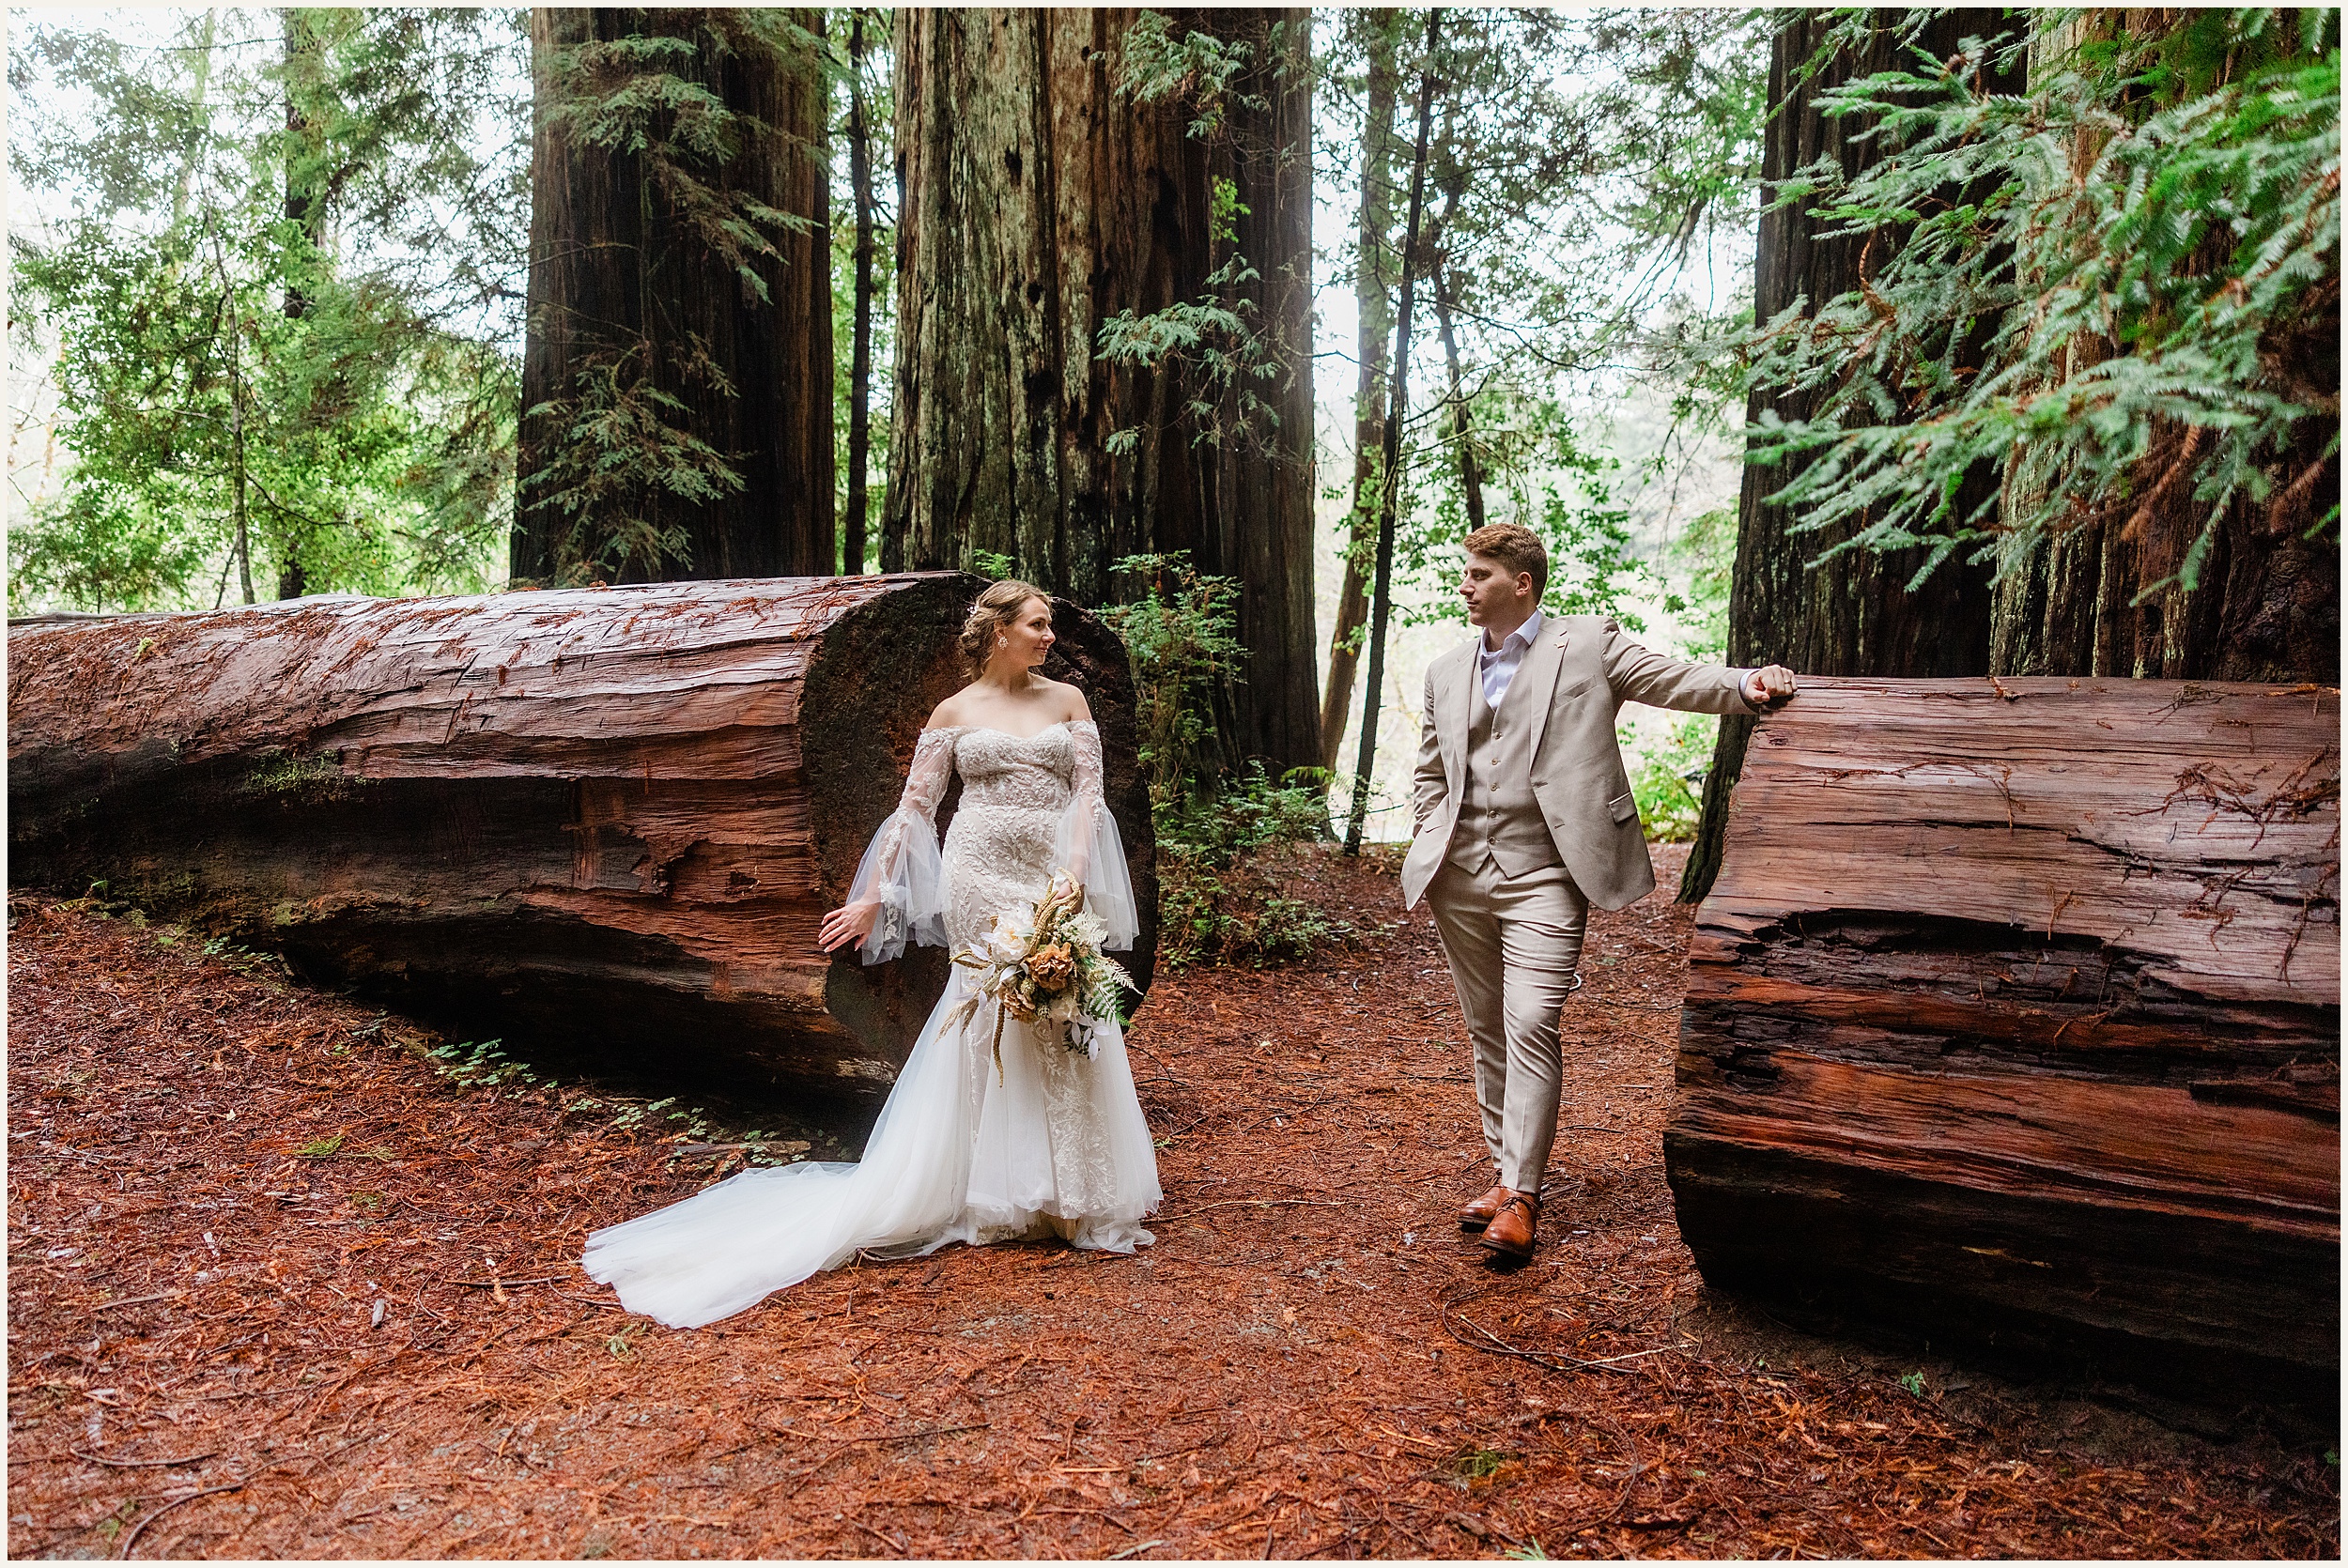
[[7, 575, 1155, 1099], [1665, 676, 2340, 1405]]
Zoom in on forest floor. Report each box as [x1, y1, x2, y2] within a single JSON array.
[[8, 844, 2339, 1560]]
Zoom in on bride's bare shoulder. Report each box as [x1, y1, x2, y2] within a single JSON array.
[[925, 689, 979, 730], [1043, 679, 1093, 724]]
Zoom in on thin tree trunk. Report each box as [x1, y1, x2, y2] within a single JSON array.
[[1679, 9, 2014, 904], [170, 10, 221, 230], [1318, 8, 1400, 775], [514, 8, 834, 586], [277, 8, 319, 600], [1428, 108, 1484, 530], [1431, 275, 1483, 530], [211, 227, 255, 607], [1344, 10, 1441, 853], [843, 8, 875, 575]]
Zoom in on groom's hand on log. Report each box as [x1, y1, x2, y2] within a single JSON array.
[[819, 899, 880, 953], [1742, 664, 1798, 708]]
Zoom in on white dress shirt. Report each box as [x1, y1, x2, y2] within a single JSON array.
[[1476, 609, 1544, 710]]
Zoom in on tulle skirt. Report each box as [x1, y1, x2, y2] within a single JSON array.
[[581, 969, 1161, 1329]]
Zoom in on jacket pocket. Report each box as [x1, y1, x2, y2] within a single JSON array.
[[1607, 790, 1639, 824]]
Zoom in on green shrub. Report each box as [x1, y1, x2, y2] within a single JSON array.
[[1621, 714, 1717, 843], [1094, 552, 1384, 968], [1099, 553, 1246, 810], [1152, 764, 1379, 968]]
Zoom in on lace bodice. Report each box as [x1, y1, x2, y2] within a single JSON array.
[[844, 718, 1137, 961], [941, 723, 1081, 948]]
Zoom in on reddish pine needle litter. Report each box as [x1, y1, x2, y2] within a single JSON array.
[[8, 846, 2335, 1560]]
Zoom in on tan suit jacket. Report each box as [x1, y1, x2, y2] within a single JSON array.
[[1401, 615, 1755, 912]]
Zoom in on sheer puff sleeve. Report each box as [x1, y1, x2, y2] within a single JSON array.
[[844, 727, 957, 964], [1052, 719, 1140, 951]]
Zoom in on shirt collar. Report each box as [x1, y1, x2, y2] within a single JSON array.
[[1481, 609, 1544, 658]]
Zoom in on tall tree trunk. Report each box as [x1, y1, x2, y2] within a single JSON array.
[[171, 10, 222, 229], [1344, 10, 1440, 853], [843, 8, 876, 576], [1318, 8, 1400, 775], [1987, 16, 2340, 685], [887, 8, 1319, 776], [1200, 8, 1319, 774], [1679, 10, 2015, 904], [1431, 273, 1483, 529], [513, 8, 834, 587], [1429, 142, 1485, 535], [277, 7, 320, 601]]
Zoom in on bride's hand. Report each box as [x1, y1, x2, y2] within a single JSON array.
[[819, 899, 881, 953]]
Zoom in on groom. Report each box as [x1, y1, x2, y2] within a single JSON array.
[[1400, 522, 1797, 1261]]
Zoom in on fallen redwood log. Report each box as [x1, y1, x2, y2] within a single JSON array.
[[8, 574, 1155, 1099], [1665, 676, 2340, 1406]]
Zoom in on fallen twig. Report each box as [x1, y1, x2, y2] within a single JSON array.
[[70, 1449, 218, 1469], [1151, 1200, 1354, 1222], [118, 1479, 246, 1560]]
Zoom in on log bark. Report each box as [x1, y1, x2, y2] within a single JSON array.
[[8, 576, 1156, 1102], [513, 8, 835, 587], [1666, 676, 2340, 1405], [886, 8, 1320, 776]]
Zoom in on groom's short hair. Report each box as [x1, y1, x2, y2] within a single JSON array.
[[1464, 523, 1548, 601]]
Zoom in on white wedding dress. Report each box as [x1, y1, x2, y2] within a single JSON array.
[[582, 719, 1162, 1329]]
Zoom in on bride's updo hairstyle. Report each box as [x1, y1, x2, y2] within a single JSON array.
[[959, 578, 1050, 677]]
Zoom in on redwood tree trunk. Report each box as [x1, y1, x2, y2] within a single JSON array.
[[513, 8, 835, 587], [8, 577, 1154, 1101], [1987, 17, 2340, 684], [1679, 11, 2016, 903], [887, 8, 1320, 777], [1195, 8, 1320, 774]]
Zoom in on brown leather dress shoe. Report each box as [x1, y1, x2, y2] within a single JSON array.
[[1458, 1182, 1508, 1232], [1479, 1191, 1539, 1260]]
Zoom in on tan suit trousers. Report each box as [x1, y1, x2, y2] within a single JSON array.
[[1425, 855, 1588, 1194]]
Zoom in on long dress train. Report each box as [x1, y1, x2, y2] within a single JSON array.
[[581, 719, 1161, 1329]]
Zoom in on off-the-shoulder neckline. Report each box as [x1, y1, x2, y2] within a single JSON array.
[[919, 718, 1091, 743]]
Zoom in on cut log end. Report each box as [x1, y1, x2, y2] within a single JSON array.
[[1667, 677, 2340, 1408]]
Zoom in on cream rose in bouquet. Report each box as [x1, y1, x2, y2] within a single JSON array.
[[953, 872, 1134, 1082]]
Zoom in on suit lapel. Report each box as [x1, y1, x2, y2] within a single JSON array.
[[1443, 637, 1477, 798], [1522, 620, 1568, 761]]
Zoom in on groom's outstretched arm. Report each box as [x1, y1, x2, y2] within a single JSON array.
[[1412, 667, 1449, 831], [1599, 620, 1797, 715]]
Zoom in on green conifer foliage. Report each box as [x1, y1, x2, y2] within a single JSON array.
[[11, 9, 530, 614]]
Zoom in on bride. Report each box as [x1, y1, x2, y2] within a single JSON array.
[[582, 579, 1162, 1329]]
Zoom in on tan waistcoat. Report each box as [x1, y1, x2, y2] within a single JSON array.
[[1445, 663, 1568, 878]]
